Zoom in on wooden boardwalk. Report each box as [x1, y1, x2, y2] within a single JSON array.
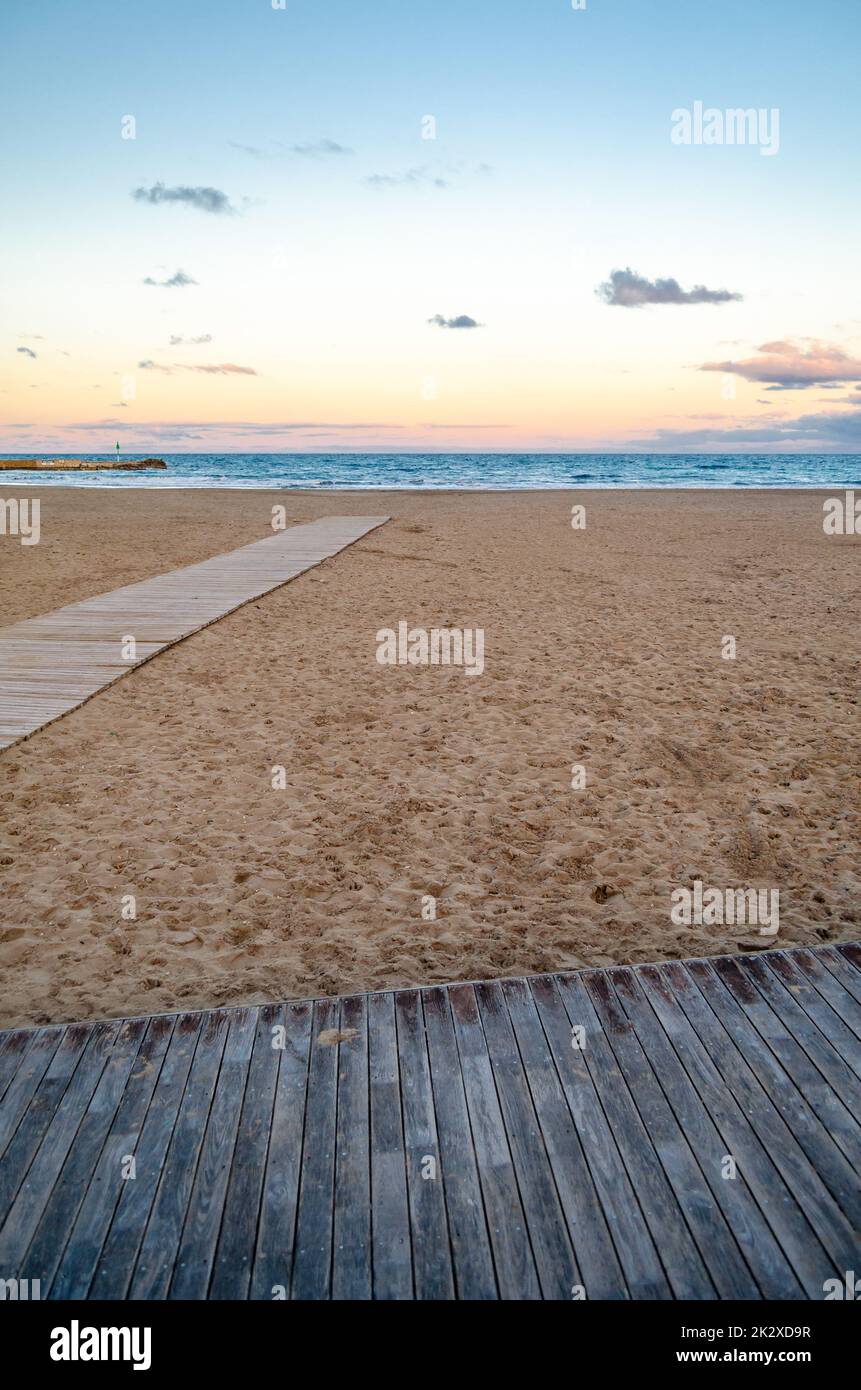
[[0, 943, 858, 1300], [0, 515, 389, 750]]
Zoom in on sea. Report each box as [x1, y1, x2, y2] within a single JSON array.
[[1, 453, 859, 489]]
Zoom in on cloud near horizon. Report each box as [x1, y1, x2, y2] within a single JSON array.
[[428, 314, 482, 329], [142, 270, 197, 289], [186, 363, 257, 375], [700, 339, 861, 389], [138, 361, 257, 376], [634, 404, 861, 449], [598, 268, 743, 307], [132, 183, 236, 215], [4, 419, 410, 445], [169, 334, 213, 345]]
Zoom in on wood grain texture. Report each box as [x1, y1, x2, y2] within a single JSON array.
[[0, 943, 857, 1300]]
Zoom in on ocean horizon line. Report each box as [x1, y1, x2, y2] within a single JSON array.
[[1, 451, 858, 491]]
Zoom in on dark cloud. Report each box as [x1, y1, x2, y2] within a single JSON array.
[[787, 407, 861, 442], [142, 270, 197, 288], [634, 405, 861, 449], [700, 339, 861, 389], [132, 183, 235, 215], [16, 346, 37, 359], [598, 268, 742, 307], [428, 314, 482, 329]]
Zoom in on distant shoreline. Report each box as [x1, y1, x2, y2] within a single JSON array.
[[0, 457, 166, 471]]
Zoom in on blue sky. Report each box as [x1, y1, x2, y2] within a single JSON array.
[[2, 0, 860, 451]]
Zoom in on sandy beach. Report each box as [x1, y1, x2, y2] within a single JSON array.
[[0, 487, 858, 1027]]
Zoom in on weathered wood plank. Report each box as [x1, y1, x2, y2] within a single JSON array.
[[332, 995, 372, 1301], [635, 964, 833, 1297], [50, 1015, 175, 1299], [209, 1004, 282, 1300], [539, 973, 670, 1298], [0, 1022, 118, 1267], [0, 1027, 65, 1169], [544, 973, 715, 1299], [817, 945, 861, 1010], [687, 961, 860, 1222], [421, 986, 498, 1299], [580, 968, 754, 1299], [250, 1000, 312, 1300], [169, 1007, 257, 1298], [833, 942, 861, 993], [20, 1019, 148, 1293], [368, 991, 412, 1299], [661, 962, 855, 1279], [712, 956, 861, 1169], [290, 998, 339, 1300], [129, 1009, 229, 1298], [89, 1012, 203, 1298], [0, 1031, 38, 1112], [0, 942, 857, 1302], [608, 967, 802, 1298], [0, 516, 389, 749], [475, 980, 579, 1299], [741, 956, 861, 1115], [394, 990, 454, 1300], [777, 948, 861, 1046], [447, 983, 541, 1300]]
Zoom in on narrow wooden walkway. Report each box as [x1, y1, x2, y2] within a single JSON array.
[[0, 515, 389, 750], [0, 943, 858, 1299]]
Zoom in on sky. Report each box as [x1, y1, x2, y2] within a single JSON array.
[[2, 0, 860, 454]]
